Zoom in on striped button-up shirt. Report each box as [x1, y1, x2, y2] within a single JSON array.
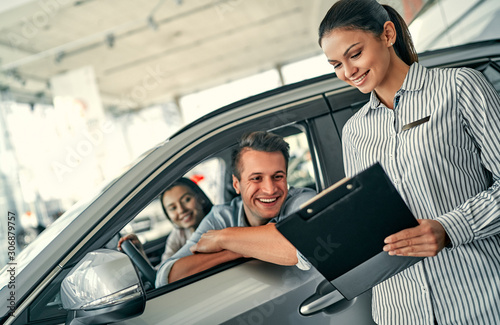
[[342, 62, 500, 325]]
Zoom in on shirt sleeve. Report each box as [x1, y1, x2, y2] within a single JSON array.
[[342, 121, 358, 179], [277, 188, 316, 270], [155, 209, 221, 287], [437, 68, 500, 247], [296, 250, 311, 271], [160, 229, 183, 263]]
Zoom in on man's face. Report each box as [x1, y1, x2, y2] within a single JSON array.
[[232, 149, 288, 227]]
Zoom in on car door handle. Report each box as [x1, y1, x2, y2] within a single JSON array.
[[300, 290, 345, 315], [300, 280, 357, 316], [300, 288, 345, 315]]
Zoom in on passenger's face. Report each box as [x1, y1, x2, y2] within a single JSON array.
[[162, 185, 204, 229], [321, 28, 391, 94], [233, 149, 288, 226]]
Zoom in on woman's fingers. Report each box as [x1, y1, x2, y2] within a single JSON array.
[[383, 219, 447, 257]]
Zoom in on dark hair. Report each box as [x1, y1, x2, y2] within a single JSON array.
[[318, 0, 418, 65], [160, 177, 213, 221], [231, 131, 290, 180]]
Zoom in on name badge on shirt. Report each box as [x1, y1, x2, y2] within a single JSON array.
[[401, 116, 430, 132]]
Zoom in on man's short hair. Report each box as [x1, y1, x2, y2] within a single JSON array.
[[231, 131, 290, 180]]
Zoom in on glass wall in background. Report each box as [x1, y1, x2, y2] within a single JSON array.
[[409, 0, 500, 52]]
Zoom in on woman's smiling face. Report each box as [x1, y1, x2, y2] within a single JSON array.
[[162, 185, 204, 229], [321, 27, 392, 94]]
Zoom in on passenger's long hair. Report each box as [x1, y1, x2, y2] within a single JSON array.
[[160, 177, 213, 221]]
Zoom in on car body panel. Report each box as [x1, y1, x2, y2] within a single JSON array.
[[116, 262, 373, 325]]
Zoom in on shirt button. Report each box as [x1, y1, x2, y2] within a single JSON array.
[[394, 179, 400, 185]]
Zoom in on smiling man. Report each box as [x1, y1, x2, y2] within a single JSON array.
[[156, 131, 316, 286]]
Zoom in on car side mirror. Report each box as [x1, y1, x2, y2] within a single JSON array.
[[60, 249, 146, 325]]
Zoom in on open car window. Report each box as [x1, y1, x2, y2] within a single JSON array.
[[147, 124, 317, 288]]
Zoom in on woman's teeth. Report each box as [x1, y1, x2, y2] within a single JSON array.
[[354, 71, 368, 83]]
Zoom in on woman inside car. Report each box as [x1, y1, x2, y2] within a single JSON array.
[[118, 177, 213, 265], [318, 0, 500, 324]]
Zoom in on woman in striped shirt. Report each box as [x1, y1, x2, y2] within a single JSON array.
[[318, 0, 500, 324]]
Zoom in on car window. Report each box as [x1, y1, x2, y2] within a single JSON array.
[[121, 199, 173, 246], [482, 61, 500, 93], [150, 125, 317, 286], [184, 157, 226, 205], [285, 131, 316, 190]]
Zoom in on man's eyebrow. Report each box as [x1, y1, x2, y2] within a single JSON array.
[[247, 170, 286, 177], [328, 42, 361, 63]]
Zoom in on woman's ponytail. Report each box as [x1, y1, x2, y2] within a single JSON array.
[[382, 4, 418, 65]]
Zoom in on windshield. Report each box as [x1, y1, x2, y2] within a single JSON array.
[[0, 173, 122, 292], [0, 141, 166, 291], [0, 193, 94, 292], [409, 0, 500, 52]]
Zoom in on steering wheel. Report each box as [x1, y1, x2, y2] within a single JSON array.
[[121, 239, 157, 286]]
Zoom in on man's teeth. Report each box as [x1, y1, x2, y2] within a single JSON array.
[[260, 198, 277, 203]]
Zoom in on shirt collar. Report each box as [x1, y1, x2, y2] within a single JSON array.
[[362, 62, 426, 115], [401, 62, 426, 92], [236, 198, 251, 227]]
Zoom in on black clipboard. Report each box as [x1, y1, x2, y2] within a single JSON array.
[[276, 163, 423, 300]]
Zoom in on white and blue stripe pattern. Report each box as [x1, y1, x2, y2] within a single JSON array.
[[342, 63, 500, 325]]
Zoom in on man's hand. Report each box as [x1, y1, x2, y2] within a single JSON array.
[[383, 219, 450, 257], [190, 229, 224, 254]]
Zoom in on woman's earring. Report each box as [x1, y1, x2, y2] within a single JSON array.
[[390, 42, 393, 46]]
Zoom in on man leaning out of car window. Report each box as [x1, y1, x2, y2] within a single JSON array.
[[156, 131, 316, 286]]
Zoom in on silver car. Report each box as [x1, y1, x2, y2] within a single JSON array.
[[1, 39, 500, 325]]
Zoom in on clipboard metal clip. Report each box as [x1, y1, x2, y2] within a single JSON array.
[[303, 179, 359, 217]]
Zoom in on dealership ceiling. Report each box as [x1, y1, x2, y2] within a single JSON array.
[[0, 0, 409, 113]]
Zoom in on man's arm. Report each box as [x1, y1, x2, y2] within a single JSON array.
[[168, 250, 242, 283], [190, 223, 298, 266]]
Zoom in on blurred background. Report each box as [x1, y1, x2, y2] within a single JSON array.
[[0, 0, 499, 259]]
